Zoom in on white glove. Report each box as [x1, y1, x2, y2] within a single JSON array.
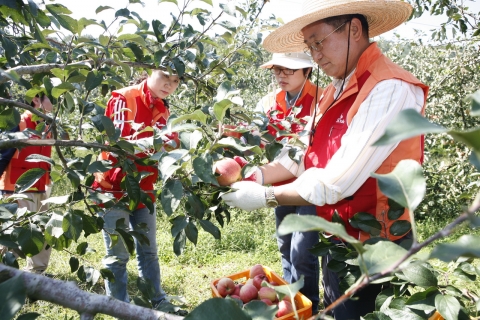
[[221, 181, 267, 211]]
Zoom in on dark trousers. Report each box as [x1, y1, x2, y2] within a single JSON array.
[[275, 205, 320, 313]]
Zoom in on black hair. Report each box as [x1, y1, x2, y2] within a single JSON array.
[[302, 67, 312, 80], [323, 14, 369, 39]]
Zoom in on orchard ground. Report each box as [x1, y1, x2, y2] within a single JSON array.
[[15, 181, 480, 319]]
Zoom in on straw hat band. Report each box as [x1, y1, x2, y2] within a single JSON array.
[[263, 0, 413, 53]]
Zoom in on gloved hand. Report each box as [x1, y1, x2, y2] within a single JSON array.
[[233, 156, 263, 185], [221, 181, 267, 211]]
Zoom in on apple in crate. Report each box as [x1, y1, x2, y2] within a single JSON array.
[[249, 264, 266, 279], [258, 287, 277, 303], [253, 274, 268, 290], [277, 300, 294, 317], [240, 283, 258, 303], [216, 277, 235, 297]]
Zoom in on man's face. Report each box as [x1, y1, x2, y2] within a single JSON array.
[[302, 21, 349, 79]]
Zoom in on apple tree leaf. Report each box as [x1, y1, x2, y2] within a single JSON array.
[[184, 298, 250, 320], [160, 179, 184, 216], [359, 241, 408, 275], [0, 274, 26, 319], [429, 235, 480, 262], [435, 295, 461, 320]]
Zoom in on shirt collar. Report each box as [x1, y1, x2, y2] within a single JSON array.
[[332, 68, 356, 98]]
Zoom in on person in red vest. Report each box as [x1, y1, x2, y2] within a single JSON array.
[[91, 69, 182, 310], [222, 0, 429, 318], [254, 52, 323, 313], [0, 93, 54, 274]]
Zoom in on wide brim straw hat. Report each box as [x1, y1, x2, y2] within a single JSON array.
[[260, 52, 315, 69], [263, 0, 413, 53]]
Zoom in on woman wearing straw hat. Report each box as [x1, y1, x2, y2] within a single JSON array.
[[222, 0, 429, 318], [256, 51, 323, 314]]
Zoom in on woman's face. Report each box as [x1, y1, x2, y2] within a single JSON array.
[[33, 94, 53, 112], [272, 66, 309, 96], [147, 70, 180, 99]]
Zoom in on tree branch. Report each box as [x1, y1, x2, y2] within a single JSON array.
[[0, 98, 52, 123], [0, 264, 184, 320]]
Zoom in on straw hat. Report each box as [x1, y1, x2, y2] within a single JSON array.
[[260, 52, 314, 69], [263, 0, 413, 53]]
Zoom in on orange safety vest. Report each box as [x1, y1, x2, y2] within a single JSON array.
[[305, 43, 429, 241], [0, 111, 51, 192]]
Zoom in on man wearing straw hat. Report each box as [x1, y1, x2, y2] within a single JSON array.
[[222, 0, 429, 318]]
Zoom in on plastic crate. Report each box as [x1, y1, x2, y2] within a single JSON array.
[[211, 266, 312, 320]]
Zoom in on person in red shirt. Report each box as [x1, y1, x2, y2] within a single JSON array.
[[92, 69, 180, 308], [0, 93, 54, 274]]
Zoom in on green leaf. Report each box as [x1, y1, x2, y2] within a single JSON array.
[[69, 256, 80, 272], [402, 262, 438, 288], [243, 300, 278, 320], [349, 212, 382, 236], [199, 220, 221, 239], [435, 295, 461, 320], [169, 110, 207, 128], [469, 89, 480, 116], [277, 214, 363, 249], [271, 275, 304, 300], [185, 221, 198, 245], [371, 159, 425, 212], [405, 287, 438, 313], [200, 0, 212, 5], [87, 160, 112, 174], [184, 297, 250, 320], [15, 168, 46, 193], [95, 5, 113, 14], [448, 127, 480, 158], [213, 137, 262, 155], [17, 224, 44, 256], [85, 70, 103, 91], [360, 241, 408, 274], [125, 175, 141, 211], [373, 109, 446, 146], [390, 220, 411, 236], [0, 274, 26, 320], [172, 57, 185, 77], [117, 33, 146, 47], [429, 235, 480, 262], [173, 229, 186, 256], [21, 42, 55, 52], [160, 179, 184, 216], [219, 2, 236, 16], [16, 312, 40, 320], [25, 154, 55, 166], [116, 228, 135, 256], [0, 107, 20, 130], [387, 199, 405, 220], [100, 115, 116, 140], [63, 212, 83, 241], [115, 8, 131, 18], [185, 192, 205, 219], [213, 99, 232, 122], [170, 215, 188, 238], [193, 154, 218, 186], [51, 82, 75, 99]]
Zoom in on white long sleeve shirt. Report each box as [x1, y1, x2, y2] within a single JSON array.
[[274, 79, 425, 206]]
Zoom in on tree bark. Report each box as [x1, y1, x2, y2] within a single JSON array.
[[0, 264, 184, 320]]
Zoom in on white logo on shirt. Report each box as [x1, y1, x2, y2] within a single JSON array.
[[336, 114, 345, 124]]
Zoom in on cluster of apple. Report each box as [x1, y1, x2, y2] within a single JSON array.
[[215, 264, 295, 318]]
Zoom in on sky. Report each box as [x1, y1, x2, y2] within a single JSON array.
[[52, 0, 480, 41]]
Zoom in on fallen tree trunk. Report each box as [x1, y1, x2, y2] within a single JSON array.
[[0, 264, 184, 320]]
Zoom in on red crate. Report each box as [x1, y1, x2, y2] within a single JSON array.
[[211, 266, 312, 320]]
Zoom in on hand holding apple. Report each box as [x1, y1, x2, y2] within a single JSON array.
[[214, 158, 242, 186]]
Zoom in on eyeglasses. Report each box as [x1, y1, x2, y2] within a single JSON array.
[[303, 21, 348, 57], [270, 67, 298, 76]]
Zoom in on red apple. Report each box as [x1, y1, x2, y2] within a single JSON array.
[[239, 283, 258, 303], [232, 284, 243, 296], [258, 287, 277, 302], [215, 158, 242, 186], [249, 264, 266, 279], [216, 277, 235, 298], [222, 125, 242, 139], [230, 294, 241, 300], [252, 274, 268, 290], [245, 279, 254, 286], [277, 300, 294, 317], [261, 298, 273, 306]]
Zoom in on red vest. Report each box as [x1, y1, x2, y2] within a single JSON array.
[[305, 43, 429, 241], [92, 81, 177, 206], [0, 111, 51, 192]]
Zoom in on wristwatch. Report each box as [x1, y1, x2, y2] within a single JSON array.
[[265, 186, 279, 208]]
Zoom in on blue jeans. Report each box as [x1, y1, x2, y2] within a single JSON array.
[[275, 205, 320, 313], [100, 206, 166, 306]]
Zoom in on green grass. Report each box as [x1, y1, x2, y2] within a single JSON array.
[[14, 207, 480, 319]]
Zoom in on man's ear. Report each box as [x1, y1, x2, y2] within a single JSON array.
[[350, 18, 364, 41]]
